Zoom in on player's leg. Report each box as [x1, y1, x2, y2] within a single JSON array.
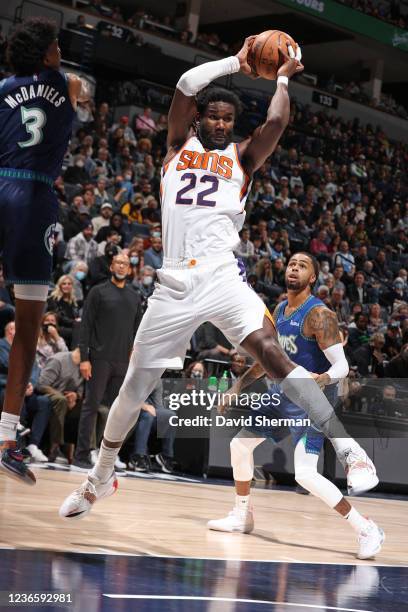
[[241, 316, 350, 438], [208, 430, 265, 533], [294, 438, 384, 559], [211, 269, 378, 495], [59, 279, 197, 518], [0, 180, 54, 484], [241, 316, 378, 493], [59, 359, 165, 519]]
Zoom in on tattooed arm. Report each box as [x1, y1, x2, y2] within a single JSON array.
[[304, 306, 348, 387], [304, 306, 342, 350]]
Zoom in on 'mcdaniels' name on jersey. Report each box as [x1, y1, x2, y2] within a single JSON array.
[[4, 83, 66, 110]]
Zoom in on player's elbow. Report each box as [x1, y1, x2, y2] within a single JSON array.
[[265, 113, 288, 132]]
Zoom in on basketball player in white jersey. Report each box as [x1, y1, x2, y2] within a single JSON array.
[[60, 38, 377, 519]]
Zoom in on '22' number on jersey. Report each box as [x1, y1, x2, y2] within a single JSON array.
[[18, 106, 47, 148], [176, 173, 219, 207]]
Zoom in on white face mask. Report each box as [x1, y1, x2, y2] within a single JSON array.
[[142, 276, 153, 286], [76, 160, 84, 168], [191, 370, 203, 379], [321, 263, 329, 273], [113, 272, 127, 281]]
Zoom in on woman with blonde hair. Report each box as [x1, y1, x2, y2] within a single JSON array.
[[47, 276, 81, 348], [255, 257, 274, 283]]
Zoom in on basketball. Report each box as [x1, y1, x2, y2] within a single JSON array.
[[248, 30, 298, 80]]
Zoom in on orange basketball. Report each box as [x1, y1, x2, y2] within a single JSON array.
[[248, 30, 298, 80]]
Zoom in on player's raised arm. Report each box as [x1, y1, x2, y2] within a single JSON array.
[[305, 307, 349, 387], [167, 38, 256, 151], [67, 73, 90, 108], [240, 50, 303, 176]]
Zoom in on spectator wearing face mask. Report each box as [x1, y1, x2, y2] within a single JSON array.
[[64, 154, 91, 184], [132, 265, 156, 312], [121, 194, 144, 224], [184, 361, 207, 380], [36, 312, 69, 369], [384, 277, 408, 310], [118, 171, 135, 202], [143, 236, 163, 270], [69, 262, 89, 306], [127, 247, 144, 281]]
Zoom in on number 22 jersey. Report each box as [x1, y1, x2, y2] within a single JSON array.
[[160, 136, 252, 261], [0, 69, 75, 179]]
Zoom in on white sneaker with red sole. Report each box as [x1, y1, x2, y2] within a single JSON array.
[[342, 448, 379, 496], [59, 472, 118, 520]]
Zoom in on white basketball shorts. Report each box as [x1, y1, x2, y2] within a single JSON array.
[[132, 254, 274, 369]]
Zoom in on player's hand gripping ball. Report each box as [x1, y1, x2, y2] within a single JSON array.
[[246, 30, 302, 80]]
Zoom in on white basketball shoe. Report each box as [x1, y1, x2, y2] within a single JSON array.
[[207, 506, 254, 533], [341, 448, 379, 496], [59, 472, 118, 520], [357, 519, 385, 559]]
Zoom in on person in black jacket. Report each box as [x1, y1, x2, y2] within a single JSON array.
[[73, 253, 142, 469], [88, 244, 119, 288]]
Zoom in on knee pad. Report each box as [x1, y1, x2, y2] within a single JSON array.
[[295, 463, 343, 508], [230, 436, 262, 482]]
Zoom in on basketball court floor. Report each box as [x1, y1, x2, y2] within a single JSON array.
[[1, 466, 407, 611]]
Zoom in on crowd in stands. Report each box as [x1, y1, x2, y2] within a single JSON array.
[[0, 44, 407, 468], [336, 0, 407, 30], [52, 0, 408, 119], [320, 78, 408, 120]]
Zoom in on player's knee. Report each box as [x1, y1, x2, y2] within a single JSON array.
[[230, 437, 252, 463], [295, 465, 318, 491], [258, 336, 291, 378]]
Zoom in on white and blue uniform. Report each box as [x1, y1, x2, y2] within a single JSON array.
[[246, 295, 338, 454]]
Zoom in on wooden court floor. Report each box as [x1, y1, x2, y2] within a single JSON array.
[[1, 469, 407, 566]]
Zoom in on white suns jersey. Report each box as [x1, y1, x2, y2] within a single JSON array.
[[160, 136, 251, 261]]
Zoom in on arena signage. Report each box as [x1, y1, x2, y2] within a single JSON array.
[[312, 90, 339, 109], [276, 0, 408, 52]]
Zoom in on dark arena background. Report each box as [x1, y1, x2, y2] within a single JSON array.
[[0, 0, 408, 610]]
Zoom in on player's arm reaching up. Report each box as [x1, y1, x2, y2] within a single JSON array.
[[239, 43, 303, 176], [166, 49, 244, 155], [304, 307, 349, 388], [67, 73, 90, 108], [165, 36, 302, 163]]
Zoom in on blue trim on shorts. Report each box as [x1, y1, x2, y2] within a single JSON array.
[[0, 168, 54, 188]]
